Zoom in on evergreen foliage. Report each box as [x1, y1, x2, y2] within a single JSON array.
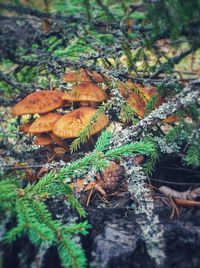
[[0, 131, 156, 267], [146, 0, 200, 44], [0, 176, 90, 267]]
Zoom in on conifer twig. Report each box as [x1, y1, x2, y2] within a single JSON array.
[[151, 47, 196, 78]]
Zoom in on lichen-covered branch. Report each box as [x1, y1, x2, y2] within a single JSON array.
[[111, 79, 200, 147]]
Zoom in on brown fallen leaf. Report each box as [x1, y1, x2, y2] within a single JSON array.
[[70, 178, 96, 193], [53, 147, 66, 156]]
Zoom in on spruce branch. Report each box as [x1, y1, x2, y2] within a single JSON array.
[[120, 103, 139, 123], [62, 221, 91, 236], [94, 130, 113, 152], [57, 237, 87, 268], [105, 142, 155, 160], [184, 144, 200, 168], [2, 188, 89, 267]]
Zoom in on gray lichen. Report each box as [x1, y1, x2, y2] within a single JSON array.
[[121, 158, 165, 267]]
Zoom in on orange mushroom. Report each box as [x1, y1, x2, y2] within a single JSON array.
[[34, 133, 53, 146], [12, 90, 63, 116], [28, 113, 62, 134], [137, 85, 160, 102], [119, 81, 178, 123], [63, 69, 104, 83], [118, 81, 142, 98], [127, 93, 145, 118], [19, 121, 33, 133], [62, 82, 107, 108], [53, 107, 109, 139]]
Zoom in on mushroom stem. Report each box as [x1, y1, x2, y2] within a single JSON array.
[[80, 101, 98, 108], [90, 102, 98, 108], [80, 101, 90, 107], [46, 144, 55, 153], [50, 133, 70, 151]]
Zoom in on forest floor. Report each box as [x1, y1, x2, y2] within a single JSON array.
[[1, 5, 200, 267]]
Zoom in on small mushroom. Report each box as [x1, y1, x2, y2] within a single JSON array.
[[19, 121, 33, 133], [119, 82, 178, 123], [53, 146, 67, 156], [49, 132, 70, 150], [53, 107, 109, 139], [127, 93, 145, 118], [118, 81, 140, 98], [28, 113, 62, 134], [34, 133, 53, 146], [63, 68, 105, 83], [12, 90, 63, 116], [138, 87, 179, 123], [62, 82, 107, 108], [137, 84, 163, 103]]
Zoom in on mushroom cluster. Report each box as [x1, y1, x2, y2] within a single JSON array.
[[11, 69, 109, 154], [118, 81, 178, 123], [12, 69, 177, 156], [11, 70, 177, 196]]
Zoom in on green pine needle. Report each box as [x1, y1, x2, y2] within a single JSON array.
[[70, 106, 106, 152]]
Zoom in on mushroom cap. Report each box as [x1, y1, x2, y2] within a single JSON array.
[[34, 133, 53, 145], [137, 85, 165, 105], [138, 85, 156, 100], [53, 107, 109, 138], [12, 90, 63, 116], [127, 93, 145, 117], [63, 69, 104, 83], [19, 121, 33, 133], [118, 82, 142, 98], [118, 81, 163, 103], [28, 113, 62, 134], [62, 82, 107, 102]]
